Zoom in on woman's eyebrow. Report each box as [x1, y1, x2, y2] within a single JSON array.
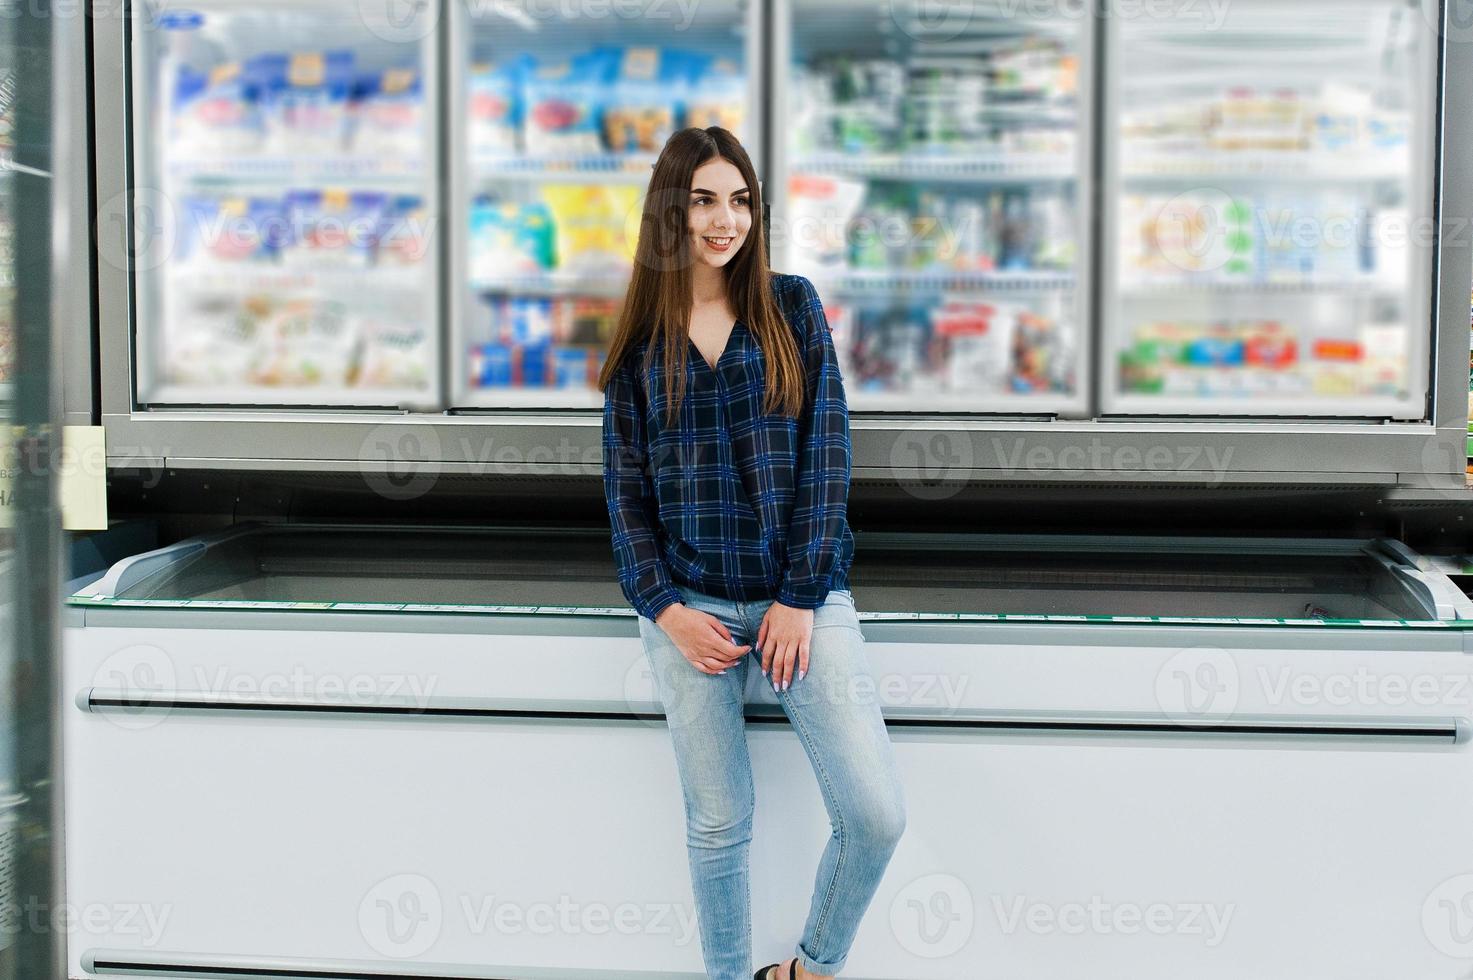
[[689, 187, 750, 196]]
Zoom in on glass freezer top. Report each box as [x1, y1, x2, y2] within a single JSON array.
[[68, 523, 1473, 627]]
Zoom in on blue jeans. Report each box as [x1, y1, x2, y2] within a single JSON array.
[[637, 583, 906, 979]]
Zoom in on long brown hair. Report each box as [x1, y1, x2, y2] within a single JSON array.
[[596, 126, 805, 424]]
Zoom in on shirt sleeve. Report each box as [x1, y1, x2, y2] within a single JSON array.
[[777, 275, 852, 610], [603, 357, 684, 622]]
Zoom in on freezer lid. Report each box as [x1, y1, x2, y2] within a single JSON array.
[[66, 522, 1473, 624]]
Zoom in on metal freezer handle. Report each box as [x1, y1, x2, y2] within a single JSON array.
[[75, 687, 1473, 744]]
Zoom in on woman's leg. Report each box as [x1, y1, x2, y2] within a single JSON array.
[[758, 590, 907, 978], [638, 589, 756, 980]]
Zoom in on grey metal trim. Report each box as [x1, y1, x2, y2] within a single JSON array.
[[61, 8, 95, 427], [82, 950, 709, 980], [1430, 3, 1473, 484], [66, 605, 1473, 653], [76, 688, 1469, 744], [94, 410, 1454, 480]]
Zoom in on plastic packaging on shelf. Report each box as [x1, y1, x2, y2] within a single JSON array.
[[683, 54, 745, 135], [251, 297, 359, 387], [468, 295, 618, 391], [350, 66, 424, 162], [540, 184, 640, 274], [521, 52, 607, 156], [469, 197, 557, 279], [469, 55, 531, 159], [170, 61, 263, 159], [1117, 317, 1407, 399], [375, 195, 432, 267], [254, 50, 356, 158], [597, 47, 685, 155], [282, 188, 384, 270]]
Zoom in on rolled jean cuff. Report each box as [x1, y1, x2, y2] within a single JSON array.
[[796, 942, 844, 977]]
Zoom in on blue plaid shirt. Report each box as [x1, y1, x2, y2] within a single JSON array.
[[602, 272, 855, 621]]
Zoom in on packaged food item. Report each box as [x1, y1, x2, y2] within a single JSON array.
[[786, 173, 865, 277], [1243, 320, 1297, 369], [1359, 321, 1407, 397], [471, 341, 513, 387], [171, 60, 262, 159], [562, 298, 621, 345], [254, 50, 356, 157], [165, 295, 261, 386], [1010, 309, 1061, 392], [283, 188, 384, 269], [597, 46, 683, 154], [541, 184, 636, 274], [553, 346, 593, 387], [350, 65, 424, 164], [521, 52, 606, 156], [178, 195, 290, 267], [469, 56, 530, 159], [682, 54, 745, 136], [251, 297, 358, 387], [932, 300, 1033, 394], [469, 198, 556, 279], [355, 318, 429, 389], [376, 194, 431, 267]]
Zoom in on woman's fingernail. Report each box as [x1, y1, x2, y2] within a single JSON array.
[[799, 669, 806, 681], [782, 680, 789, 691], [718, 670, 727, 675]]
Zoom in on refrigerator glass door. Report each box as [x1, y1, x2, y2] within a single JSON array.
[[776, 0, 1091, 414], [1103, 0, 1433, 418], [452, 0, 758, 409], [129, 1, 441, 410]]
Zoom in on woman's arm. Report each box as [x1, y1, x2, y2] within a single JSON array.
[[776, 275, 852, 609], [603, 358, 683, 621]]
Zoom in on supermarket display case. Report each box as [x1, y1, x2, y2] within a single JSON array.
[[61, 522, 1473, 977], [771, 0, 1093, 415], [89, 1, 1473, 487], [1102, 0, 1434, 419], [448, 0, 760, 410], [122, 0, 441, 411]]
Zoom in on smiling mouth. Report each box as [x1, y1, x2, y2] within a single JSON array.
[[704, 236, 734, 247]]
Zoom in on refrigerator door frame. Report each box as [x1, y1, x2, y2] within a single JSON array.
[[1098, 0, 1445, 423], [90, 0, 1473, 487]]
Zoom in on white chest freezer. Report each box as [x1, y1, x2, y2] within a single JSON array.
[[61, 523, 1473, 979]]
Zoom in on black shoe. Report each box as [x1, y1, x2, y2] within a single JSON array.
[[753, 959, 797, 980]]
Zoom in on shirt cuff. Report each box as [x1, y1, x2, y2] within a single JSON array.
[[638, 588, 684, 623], [775, 582, 828, 610]]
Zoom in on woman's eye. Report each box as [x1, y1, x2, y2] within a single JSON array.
[[734, 197, 750, 207], [692, 196, 711, 205]]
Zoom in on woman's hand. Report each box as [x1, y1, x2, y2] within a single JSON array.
[[654, 604, 750, 675], [758, 602, 814, 692]]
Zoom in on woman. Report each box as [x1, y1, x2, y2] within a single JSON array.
[[599, 126, 906, 980]]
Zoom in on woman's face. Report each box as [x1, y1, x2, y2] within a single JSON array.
[[686, 157, 752, 272]]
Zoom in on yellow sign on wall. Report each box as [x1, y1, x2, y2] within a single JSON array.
[[0, 424, 107, 530]]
